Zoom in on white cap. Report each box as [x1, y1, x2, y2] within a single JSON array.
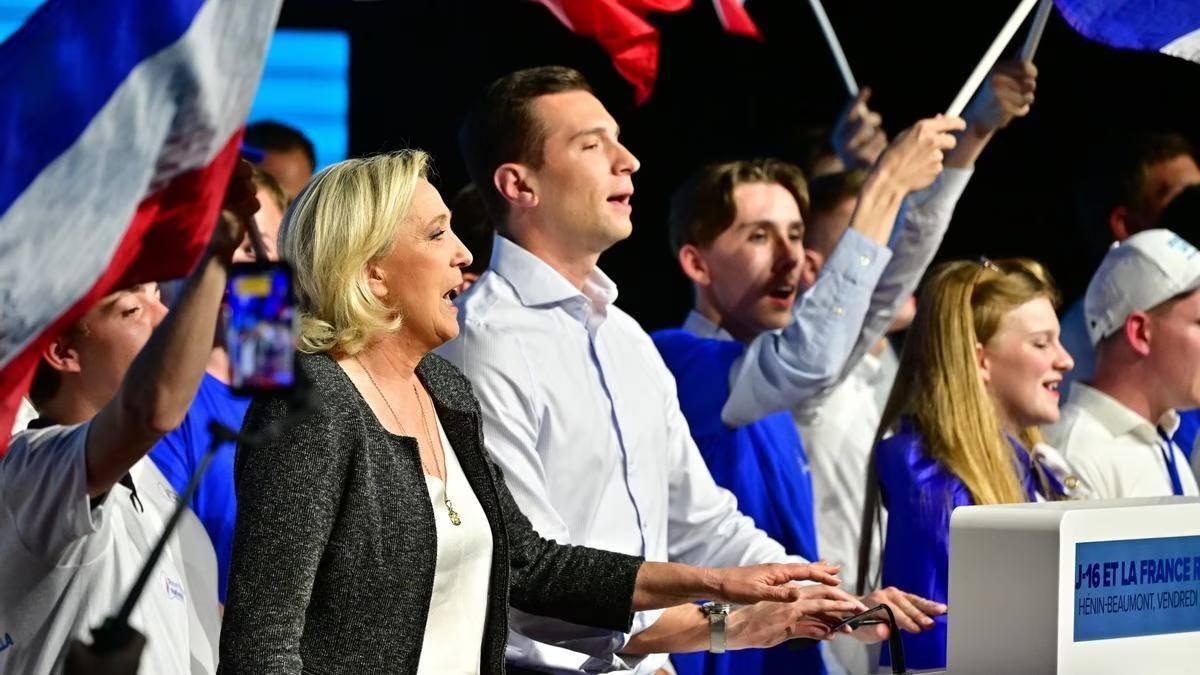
[[1084, 229, 1200, 345]]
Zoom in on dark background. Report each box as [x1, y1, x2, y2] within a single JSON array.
[[280, 0, 1200, 330]]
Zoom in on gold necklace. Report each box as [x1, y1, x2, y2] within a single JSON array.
[[354, 355, 462, 526]]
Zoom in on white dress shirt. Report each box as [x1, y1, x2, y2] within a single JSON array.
[[1045, 382, 1200, 499], [438, 235, 801, 675]]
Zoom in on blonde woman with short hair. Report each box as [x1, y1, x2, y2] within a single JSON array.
[[856, 258, 1087, 671], [219, 151, 862, 675]]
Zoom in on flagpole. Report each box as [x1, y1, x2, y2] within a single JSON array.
[[804, 0, 859, 96], [1019, 0, 1054, 61], [946, 0, 1042, 117]]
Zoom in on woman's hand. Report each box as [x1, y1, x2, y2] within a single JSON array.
[[631, 561, 843, 611], [726, 584, 869, 650], [705, 562, 843, 605]]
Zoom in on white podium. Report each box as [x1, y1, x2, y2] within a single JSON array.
[[945, 497, 1200, 674]]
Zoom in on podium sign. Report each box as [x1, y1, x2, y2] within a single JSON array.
[[947, 497, 1200, 674]]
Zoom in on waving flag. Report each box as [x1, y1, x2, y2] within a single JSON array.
[[713, 0, 762, 40], [0, 0, 282, 449], [1054, 0, 1200, 63], [531, 0, 762, 104], [532, 0, 689, 104]]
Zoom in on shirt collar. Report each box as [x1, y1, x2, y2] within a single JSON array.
[[488, 233, 618, 311], [1067, 382, 1181, 443], [682, 310, 735, 342]]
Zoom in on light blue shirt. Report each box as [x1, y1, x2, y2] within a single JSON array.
[[727, 167, 974, 427]]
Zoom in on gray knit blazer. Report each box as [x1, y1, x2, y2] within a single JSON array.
[[219, 352, 644, 674]]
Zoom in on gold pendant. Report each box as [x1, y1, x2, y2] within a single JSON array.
[[446, 499, 462, 526]]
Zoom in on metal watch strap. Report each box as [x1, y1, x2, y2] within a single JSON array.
[[701, 602, 731, 654]]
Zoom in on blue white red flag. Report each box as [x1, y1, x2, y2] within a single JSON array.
[[531, 0, 760, 104], [0, 0, 282, 449], [1054, 0, 1200, 63]]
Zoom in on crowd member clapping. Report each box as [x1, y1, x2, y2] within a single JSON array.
[[218, 150, 862, 675], [0, 163, 258, 675], [859, 258, 1088, 670]]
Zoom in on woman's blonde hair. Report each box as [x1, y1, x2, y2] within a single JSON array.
[[279, 150, 431, 355], [856, 257, 1062, 592]]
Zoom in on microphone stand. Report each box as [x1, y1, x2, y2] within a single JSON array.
[[65, 382, 313, 674]]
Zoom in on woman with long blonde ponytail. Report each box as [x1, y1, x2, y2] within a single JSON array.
[[856, 258, 1087, 670]]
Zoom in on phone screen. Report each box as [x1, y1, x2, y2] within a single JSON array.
[[223, 262, 297, 394]]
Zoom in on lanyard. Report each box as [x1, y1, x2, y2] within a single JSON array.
[[1156, 427, 1185, 497]]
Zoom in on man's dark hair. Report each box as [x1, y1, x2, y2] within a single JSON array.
[[458, 66, 593, 227], [451, 183, 494, 276], [1157, 183, 1200, 249], [245, 120, 317, 171], [668, 159, 810, 256], [1077, 131, 1195, 250]]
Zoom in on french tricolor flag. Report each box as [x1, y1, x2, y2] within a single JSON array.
[[1054, 0, 1200, 63], [531, 0, 761, 105], [0, 0, 282, 448]]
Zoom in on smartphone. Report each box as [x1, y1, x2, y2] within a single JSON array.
[[223, 261, 297, 394]]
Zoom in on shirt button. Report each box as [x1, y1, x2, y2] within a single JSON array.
[[859, 255, 871, 266], [833, 306, 844, 315]]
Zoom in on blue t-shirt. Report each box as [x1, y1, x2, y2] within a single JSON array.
[[149, 373, 251, 602], [653, 328, 823, 675]]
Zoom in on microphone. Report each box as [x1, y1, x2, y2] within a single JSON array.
[[788, 603, 908, 674]]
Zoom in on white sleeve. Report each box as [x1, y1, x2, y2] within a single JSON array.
[[0, 423, 104, 562], [659, 359, 807, 569]]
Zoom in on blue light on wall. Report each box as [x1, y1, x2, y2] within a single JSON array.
[[1, 1, 349, 170], [249, 29, 350, 171]]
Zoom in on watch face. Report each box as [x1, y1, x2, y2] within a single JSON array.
[[703, 602, 732, 617]]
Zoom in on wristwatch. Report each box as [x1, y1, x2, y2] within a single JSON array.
[[700, 601, 732, 653]]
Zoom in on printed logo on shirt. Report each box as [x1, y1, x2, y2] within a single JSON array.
[[0, 632, 14, 656], [165, 576, 186, 602]]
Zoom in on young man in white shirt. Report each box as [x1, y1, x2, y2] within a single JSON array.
[[1046, 229, 1200, 498], [443, 66, 945, 675], [0, 163, 257, 675]]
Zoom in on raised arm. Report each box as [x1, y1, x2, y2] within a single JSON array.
[[722, 116, 963, 426], [84, 162, 257, 496], [830, 59, 1040, 394]]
